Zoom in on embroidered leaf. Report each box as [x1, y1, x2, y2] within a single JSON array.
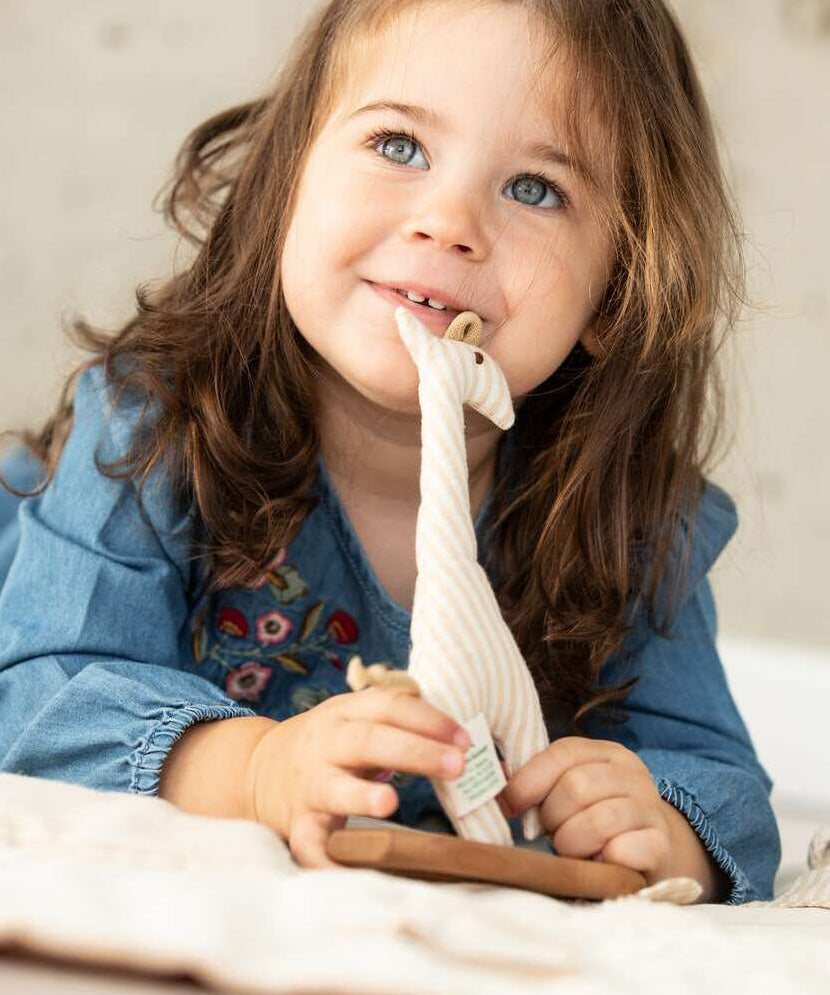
[[191, 596, 210, 631], [191, 625, 208, 664], [322, 650, 345, 670], [300, 599, 325, 642], [268, 564, 310, 605], [291, 685, 333, 713], [266, 570, 285, 591], [273, 653, 308, 675]]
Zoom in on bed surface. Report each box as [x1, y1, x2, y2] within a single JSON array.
[[0, 772, 827, 995]]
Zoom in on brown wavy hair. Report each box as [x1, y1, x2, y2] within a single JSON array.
[[0, 0, 748, 738]]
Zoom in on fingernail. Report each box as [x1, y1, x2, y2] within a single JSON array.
[[452, 728, 471, 750], [369, 785, 391, 815]]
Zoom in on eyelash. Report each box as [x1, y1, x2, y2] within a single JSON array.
[[362, 126, 570, 213]]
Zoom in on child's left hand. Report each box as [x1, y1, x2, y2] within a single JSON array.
[[498, 736, 675, 886]]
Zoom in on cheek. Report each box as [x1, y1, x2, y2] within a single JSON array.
[[488, 336, 578, 400], [487, 299, 589, 397], [494, 247, 601, 379], [280, 218, 318, 335], [285, 146, 367, 264], [281, 167, 365, 330]]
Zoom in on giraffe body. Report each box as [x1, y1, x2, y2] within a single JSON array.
[[395, 305, 549, 844]]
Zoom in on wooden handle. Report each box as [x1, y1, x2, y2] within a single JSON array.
[[327, 828, 646, 901]]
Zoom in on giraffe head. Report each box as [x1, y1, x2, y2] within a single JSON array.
[[395, 305, 515, 431]]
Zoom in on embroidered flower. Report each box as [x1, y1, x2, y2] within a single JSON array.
[[225, 661, 272, 703], [217, 607, 249, 638], [249, 548, 288, 589], [327, 610, 359, 644], [256, 609, 293, 645]]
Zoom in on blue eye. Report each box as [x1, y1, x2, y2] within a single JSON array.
[[364, 127, 570, 213]]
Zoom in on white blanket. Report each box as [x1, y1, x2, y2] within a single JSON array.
[[0, 773, 828, 994]]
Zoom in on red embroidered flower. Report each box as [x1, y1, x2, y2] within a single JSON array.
[[217, 608, 249, 638], [225, 661, 272, 703], [255, 609, 293, 645], [249, 548, 288, 589], [326, 610, 358, 644]]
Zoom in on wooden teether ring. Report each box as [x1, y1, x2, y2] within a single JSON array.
[[444, 310, 483, 345]]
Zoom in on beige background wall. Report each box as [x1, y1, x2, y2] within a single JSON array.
[[1, 0, 828, 655]]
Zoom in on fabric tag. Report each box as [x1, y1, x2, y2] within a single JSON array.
[[443, 713, 506, 819]]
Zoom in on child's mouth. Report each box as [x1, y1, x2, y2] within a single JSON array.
[[393, 288, 460, 317], [365, 281, 464, 335]]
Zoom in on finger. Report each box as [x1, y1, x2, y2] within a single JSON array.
[[329, 721, 467, 781], [547, 796, 642, 859], [289, 811, 344, 869], [307, 765, 400, 819], [494, 758, 516, 818], [496, 789, 513, 819], [502, 737, 627, 814], [597, 826, 672, 879], [336, 687, 470, 749], [539, 761, 635, 834]]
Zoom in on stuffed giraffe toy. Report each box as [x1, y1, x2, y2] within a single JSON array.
[[339, 305, 704, 904], [347, 304, 549, 847]]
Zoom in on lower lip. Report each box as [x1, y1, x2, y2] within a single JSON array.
[[365, 281, 463, 336]]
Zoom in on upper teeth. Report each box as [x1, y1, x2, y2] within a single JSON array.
[[398, 288, 449, 310]]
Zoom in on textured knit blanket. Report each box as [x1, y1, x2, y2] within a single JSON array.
[[0, 773, 828, 994]]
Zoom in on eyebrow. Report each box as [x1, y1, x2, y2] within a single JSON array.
[[347, 99, 592, 184]]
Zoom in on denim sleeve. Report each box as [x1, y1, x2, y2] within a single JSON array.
[[0, 364, 256, 796], [585, 569, 781, 905]]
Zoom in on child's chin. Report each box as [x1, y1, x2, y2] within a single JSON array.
[[340, 367, 421, 416]]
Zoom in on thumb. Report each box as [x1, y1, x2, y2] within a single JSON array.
[[290, 812, 344, 869]]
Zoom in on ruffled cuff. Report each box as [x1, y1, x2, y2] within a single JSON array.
[[129, 702, 257, 796], [655, 777, 754, 905]]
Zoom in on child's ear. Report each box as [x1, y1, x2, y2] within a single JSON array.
[[579, 324, 603, 357]]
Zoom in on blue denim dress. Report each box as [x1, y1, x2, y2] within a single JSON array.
[[0, 364, 781, 903]]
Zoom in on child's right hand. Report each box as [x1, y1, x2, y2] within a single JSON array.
[[244, 687, 471, 868]]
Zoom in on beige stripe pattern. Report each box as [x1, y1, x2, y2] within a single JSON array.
[[395, 304, 549, 845]]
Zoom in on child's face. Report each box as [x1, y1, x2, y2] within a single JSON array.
[[281, 1, 612, 416]]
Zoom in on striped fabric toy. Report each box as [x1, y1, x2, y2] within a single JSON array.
[[391, 303, 550, 845]]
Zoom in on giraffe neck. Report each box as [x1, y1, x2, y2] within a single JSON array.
[[414, 357, 478, 578]]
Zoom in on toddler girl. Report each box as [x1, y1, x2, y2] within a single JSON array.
[[0, 0, 780, 903]]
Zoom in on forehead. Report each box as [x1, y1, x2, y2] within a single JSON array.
[[333, 2, 567, 135]]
